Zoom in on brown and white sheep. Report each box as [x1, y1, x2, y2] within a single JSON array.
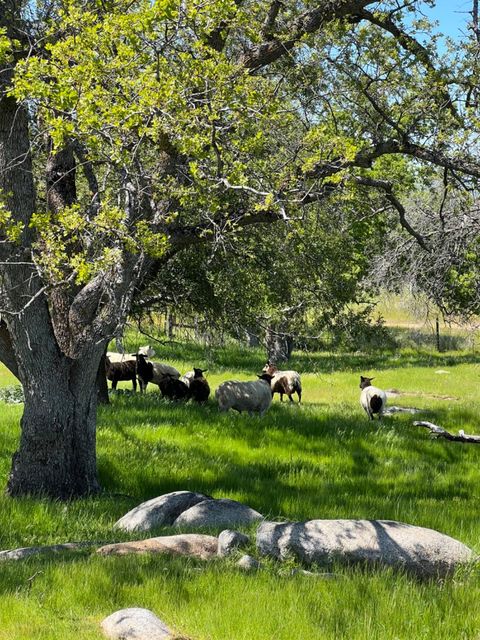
[[262, 362, 302, 402]]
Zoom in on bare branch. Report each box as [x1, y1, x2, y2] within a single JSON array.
[[352, 175, 430, 250], [413, 421, 480, 443]]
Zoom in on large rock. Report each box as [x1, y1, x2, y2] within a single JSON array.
[[257, 519, 475, 578], [173, 498, 263, 529], [217, 529, 250, 557], [101, 608, 173, 639], [97, 534, 218, 560], [114, 491, 209, 533]]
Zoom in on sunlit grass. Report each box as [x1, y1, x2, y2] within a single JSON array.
[[0, 342, 480, 638]]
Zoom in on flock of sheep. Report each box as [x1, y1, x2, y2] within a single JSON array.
[[106, 345, 386, 419], [105, 346, 302, 416]]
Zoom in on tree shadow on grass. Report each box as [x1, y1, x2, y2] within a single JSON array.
[[97, 398, 480, 542]]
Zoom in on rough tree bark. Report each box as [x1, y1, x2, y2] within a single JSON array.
[[0, 90, 107, 496]]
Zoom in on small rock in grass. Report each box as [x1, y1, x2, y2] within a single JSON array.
[[97, 534, 218, 560], [114, 491, 209, 533], [435, 370, 450, 374], [173, 498, 263, 529], [237, 554, 261, 571], [0, 542, 93, 561], [101, 607, 173, 639], [217, 530, 250, 557]]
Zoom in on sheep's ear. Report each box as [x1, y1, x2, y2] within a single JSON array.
[[202, 369, 208, 373], [360, 375, 366, 381]]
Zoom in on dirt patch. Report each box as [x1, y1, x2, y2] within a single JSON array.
[[385, 389, 458, 401]]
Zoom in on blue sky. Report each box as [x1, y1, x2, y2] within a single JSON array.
[[424, 0, 471, 40]]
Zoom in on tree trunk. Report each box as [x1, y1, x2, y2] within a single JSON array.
[[96, 352, 110, 405], [8, 377, 100, 498], [6, 320, 103, 497], [265, 326, 293, 363], [0, 319, 19, 378], [245, 328, 260, 348]]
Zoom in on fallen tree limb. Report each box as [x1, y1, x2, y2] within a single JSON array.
[[413, 421, 480, 443]]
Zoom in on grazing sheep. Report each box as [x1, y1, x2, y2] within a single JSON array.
[[159, 374, 190, 401], [105, 355, 137, 392], [107, 345, 155, 363], [134, 353, 180, 393], [359, 376, 387, 420], [262, 362, 302, 403], [188, 368, 210, 403], [215, 374, 274, 416]]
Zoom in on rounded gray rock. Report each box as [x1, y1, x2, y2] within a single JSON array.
[[101, 607, 172, 639], [218, 529, 250, 557], [237, 554, 261, 571], [114, 490, 208, 533], [256, 519, 474, 578], [173, 498, 263, 529]]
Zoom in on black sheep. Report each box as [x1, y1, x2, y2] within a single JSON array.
[[105, 356, 137, 391], [188, 368, 210, 403], [159, 374, 190, 401], [133, 353, 153, 393]]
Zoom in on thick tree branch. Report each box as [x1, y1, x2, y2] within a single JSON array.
[[413, 421, 480, 443], [305, 138, 480, 182], [353, 175, 430, 251], [204, 0, 244, 52], [262, 0, 283, 40], [241, 0, 374, 70]]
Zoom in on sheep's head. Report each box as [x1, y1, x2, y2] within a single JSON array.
[[359, 375, 374, 389], [262, 362, 277, 375], [193, 368, 207, 378]]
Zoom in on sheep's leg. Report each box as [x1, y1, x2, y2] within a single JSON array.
[[111, 380, 117, 390], [288, 394, 294, 403], [132, 376, 137, 392], [297, 390, 302, 403], [280, 393, 283, 402]]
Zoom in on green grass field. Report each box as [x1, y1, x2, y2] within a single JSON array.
[[0, 341, 480, 639]]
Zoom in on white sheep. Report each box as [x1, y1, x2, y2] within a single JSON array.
[[262, 362, 302, 402], [107, 345, 155, 363], [215, 374, 274, 416], [359, 375, 387, 419]]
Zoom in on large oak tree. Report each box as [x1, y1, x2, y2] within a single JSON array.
[[1, 0, 479, 497]]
